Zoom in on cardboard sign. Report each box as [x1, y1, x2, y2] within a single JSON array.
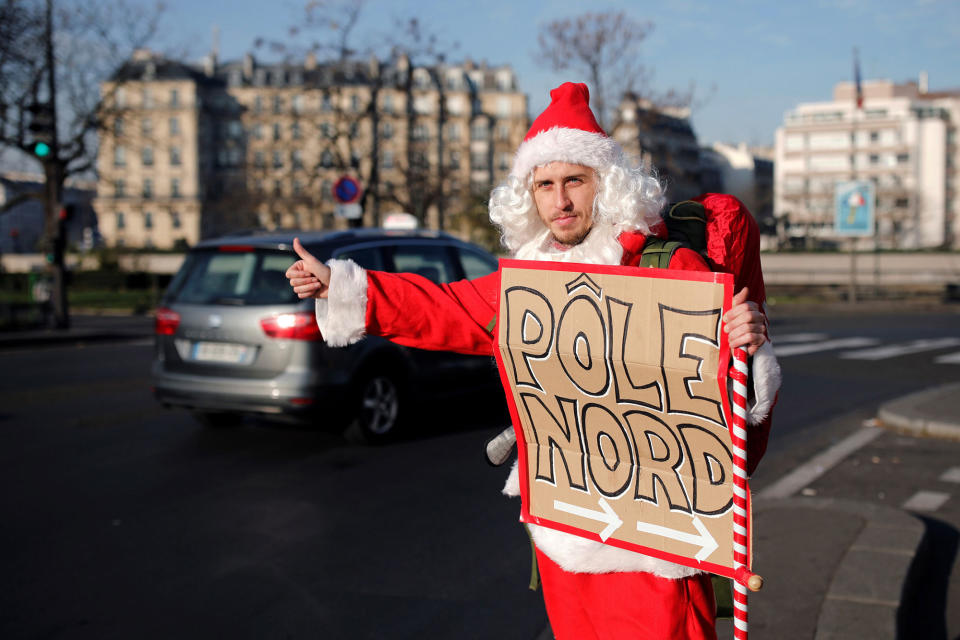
[[494, 259, 744, 577]]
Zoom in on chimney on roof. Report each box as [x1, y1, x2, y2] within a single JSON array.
[[132, 48, 152, 62], [305, 51, 317, 71], [919, 71, 928, 94], [243, 53, 255, 79]]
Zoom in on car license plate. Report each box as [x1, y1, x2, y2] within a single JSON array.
[[191, 341, 251, 364]]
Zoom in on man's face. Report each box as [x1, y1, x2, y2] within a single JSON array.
[[532, 162, 598, 246]]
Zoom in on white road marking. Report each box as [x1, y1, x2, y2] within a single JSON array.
[[935, 351, 960, 364], [773, 337, 879, 358], [901, 490, 950, 512], [839, 337, 960, 361], [940, 467, 960, 483], [758, 427, 884, 499], [774, 332, 830, 344]]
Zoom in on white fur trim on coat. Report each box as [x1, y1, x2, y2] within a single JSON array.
[[313, 258, 368, 347], [512, 127, 621, 181]]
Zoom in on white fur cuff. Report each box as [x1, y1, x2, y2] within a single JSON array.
[[748, 340, 781, 425], [314, 258, 368, 347]]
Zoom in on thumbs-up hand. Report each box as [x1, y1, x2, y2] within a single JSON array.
[[286, 237, 331, 299]]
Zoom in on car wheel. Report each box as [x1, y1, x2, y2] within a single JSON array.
[[192, 411, 240, 428], [353, 371, 404, 443]]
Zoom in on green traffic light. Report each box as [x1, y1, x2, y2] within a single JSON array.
[[33, 142, 52, 158]]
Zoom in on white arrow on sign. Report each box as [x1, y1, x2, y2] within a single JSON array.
[[636, 515, 719, 562], [553, 497, 623, 542]]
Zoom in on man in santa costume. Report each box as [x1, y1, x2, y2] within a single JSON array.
[[287, 82, 780, 640]]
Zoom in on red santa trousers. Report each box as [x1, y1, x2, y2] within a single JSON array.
[[536, 549, 717, 640]]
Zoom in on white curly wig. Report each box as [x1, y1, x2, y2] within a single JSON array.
[[488, 132, 667, 256]]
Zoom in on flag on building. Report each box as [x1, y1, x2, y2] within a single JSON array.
[[853, 48, 863, 109]]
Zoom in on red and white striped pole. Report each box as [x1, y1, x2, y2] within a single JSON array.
[[729, 346, 762, 639]]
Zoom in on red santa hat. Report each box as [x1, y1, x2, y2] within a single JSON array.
[[511, 82, 621, 180]]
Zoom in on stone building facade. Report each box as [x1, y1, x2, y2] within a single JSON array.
[[94, 49, 528, 249]]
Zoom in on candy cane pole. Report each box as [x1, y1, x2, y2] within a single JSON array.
[[729, 346, 763, 639]]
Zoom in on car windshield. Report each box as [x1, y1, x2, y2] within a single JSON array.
[[167, 248, 298, 306]]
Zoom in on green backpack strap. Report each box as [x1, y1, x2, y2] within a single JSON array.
[[639, 237, 683, 269]]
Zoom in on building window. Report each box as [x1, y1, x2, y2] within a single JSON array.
[[171, 210, 181, 229], [413, 123, 429, 141], [321, 122, 334, 139], [171, 178, 181, 198], [291, 121, 302, 139], [273, 180, 283, 196], [321, 149, 334, 168], [870, 131, 879, 143], [897, 153, 909, 164], [496, 124, 511, 141], [471, 151, 486, 170], [254, 95, 263, 114], [291, 149, 303, 169], [228, 121, 243, 138], [382, 150, 394, 169], [142, 118, 152, 136], [254, 151, 265, 168], [382, 121, 393, 139], [142, 88, 153, 109], [349, 122, 359, 139], [292, 94, 304, 114], [293, 179, 303, 196], [144, 211, 153, 229], [273, 123, 282, 141], [170, 146, 181, 166], [116, 212, 125, 229], [114, 179, 125, 197], [382, 93, 394, 114], [114, 145, 126, 167], [446, 122, 461, 141], [252, 123, 263, 140], [114, 118, 124, 137], [170, 89, 179, 108], [273, 95, 283, 114], [272, 151, 283, 168], [448, 150, 460, 169], [351, 94, 361, 112], [115, 87, 126, 108], [471, 121, 488, 141], [895, 197, 909, 208], [321, 93, 333, 112], [498, 152, 510, 171], [142, 146, 154, 166], [142, 178, 153, 198], [869, 154, 880, 165], [169, 117, 180, 136]]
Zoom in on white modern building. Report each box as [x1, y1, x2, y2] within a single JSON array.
[[774, 76, 959, 249]]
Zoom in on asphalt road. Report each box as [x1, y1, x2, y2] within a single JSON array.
[[1, 308, 959, 639]]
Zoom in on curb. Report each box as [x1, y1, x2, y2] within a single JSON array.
[[877, 383, 960, 441], [754, 496, 924, 640]]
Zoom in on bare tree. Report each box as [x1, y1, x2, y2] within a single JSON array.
[[0, 0, 167, 328], [534, 11, 654, 131]]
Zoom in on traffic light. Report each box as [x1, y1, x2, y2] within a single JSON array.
[[27, 102, 54, 160]]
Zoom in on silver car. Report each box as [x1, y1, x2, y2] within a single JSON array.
[[152, 228, 502, 441]]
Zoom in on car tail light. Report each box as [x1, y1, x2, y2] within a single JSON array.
[[155, 307, 181, 335], [260, 311, 323, 341]]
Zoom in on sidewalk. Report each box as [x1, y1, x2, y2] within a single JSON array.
[[0, 311, 154, 349]]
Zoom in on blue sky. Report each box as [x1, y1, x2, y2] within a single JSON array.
[[142, 0, 960, 146]]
